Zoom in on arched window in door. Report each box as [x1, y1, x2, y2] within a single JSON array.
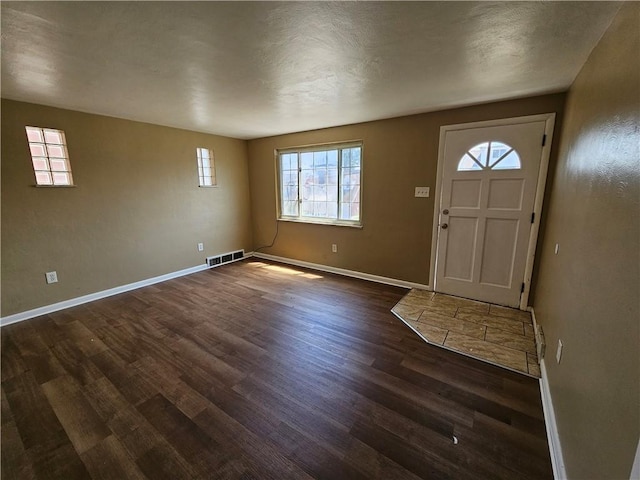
[[457, 141, 521, 171]]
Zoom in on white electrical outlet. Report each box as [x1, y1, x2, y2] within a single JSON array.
[[197, 243, 204, 252], [45, 271, 58, 284], [556, 339, 563, 364], [415, 186, 430, 198], [331, 244, 338, 253]]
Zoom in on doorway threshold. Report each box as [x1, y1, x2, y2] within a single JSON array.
[[392, 290, 540, 377]]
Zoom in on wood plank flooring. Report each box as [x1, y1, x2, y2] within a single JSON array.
[[1, 259, 553, 479]]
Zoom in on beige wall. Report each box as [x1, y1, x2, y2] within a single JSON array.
[[1, 100, 253, 316], [248, 94, 565, 285], [533, 5, 639, 479], [1, 94, 566, 318]]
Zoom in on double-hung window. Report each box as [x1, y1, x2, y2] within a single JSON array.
[[278, 142, 362, 226]]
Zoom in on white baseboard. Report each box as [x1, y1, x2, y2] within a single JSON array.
[[1, 253, 426, 327], [531, 307, 566, 480], [250, 252, 430, 291], [0, 263, 211, 327], [631, 438, 640, 480], [539, 358, 567, 480]]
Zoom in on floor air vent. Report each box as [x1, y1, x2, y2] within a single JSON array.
[[206, 249, 244, 268]]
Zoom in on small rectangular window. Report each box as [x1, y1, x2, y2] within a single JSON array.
[[196, 148, 216, 187], [277, 142, 362, 226], [25, 126, 73, 186]]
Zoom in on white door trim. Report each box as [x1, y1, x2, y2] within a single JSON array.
[[429, 113, 556, 310]]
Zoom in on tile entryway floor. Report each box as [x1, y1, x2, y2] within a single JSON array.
[[392, 290, 540, 377]]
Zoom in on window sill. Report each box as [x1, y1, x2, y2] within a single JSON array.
[[278, 217, 362, 229], [32, 185, 77, 188]]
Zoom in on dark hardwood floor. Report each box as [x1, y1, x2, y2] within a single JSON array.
[[1, 259, 553, 479]]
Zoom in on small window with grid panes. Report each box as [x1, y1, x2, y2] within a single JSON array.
[[196, 148, 216, 187], [25, 126, 74, 186]]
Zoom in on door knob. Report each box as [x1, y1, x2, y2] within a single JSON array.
[[441, 223, 448, 229], [443, 209, 449, 215]]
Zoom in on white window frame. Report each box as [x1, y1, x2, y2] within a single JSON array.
[[25, 126, 74, 186], [277, 141, 363, 227], [196, 147, 216, 187]]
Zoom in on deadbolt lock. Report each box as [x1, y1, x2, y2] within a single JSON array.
[[443, 209, 449, 215]]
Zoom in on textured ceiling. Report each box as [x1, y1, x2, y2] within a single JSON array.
[[1, 2, 621, 139]]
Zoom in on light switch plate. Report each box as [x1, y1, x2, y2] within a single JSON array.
[[415, 186, 430, 197]]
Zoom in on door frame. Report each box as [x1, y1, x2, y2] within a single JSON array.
[[429, 113, 556, 310]]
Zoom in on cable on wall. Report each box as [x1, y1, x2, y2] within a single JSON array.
[[253, 217, 280, 253]]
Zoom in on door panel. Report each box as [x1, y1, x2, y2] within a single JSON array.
[[435, 121, 546, 307], [443, 217, 478, 281], [487, 179, 524, 209], [450, 179, 482, 207], [480, 218, 519, 287]]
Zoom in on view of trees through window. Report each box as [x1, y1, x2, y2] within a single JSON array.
[[279, 144, 361, 225]]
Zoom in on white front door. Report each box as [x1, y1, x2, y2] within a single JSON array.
[[434, 119, 549, 307]]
